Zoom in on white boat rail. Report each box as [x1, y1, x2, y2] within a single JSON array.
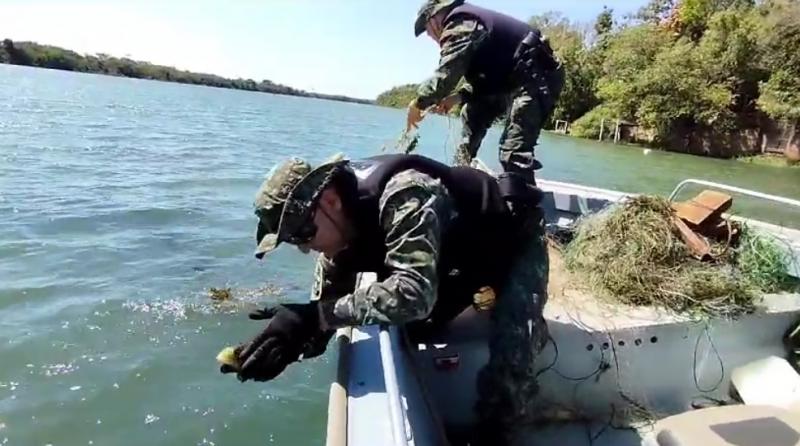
[[379, 325, 410, 446], [668, 178, 800, 209]]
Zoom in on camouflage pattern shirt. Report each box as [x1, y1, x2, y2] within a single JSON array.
[[415, 17, 488, 109], [312, 169, 455, 329]]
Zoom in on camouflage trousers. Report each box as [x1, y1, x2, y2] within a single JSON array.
[[473, 210, 549, 445], [454, 66, 565, 184]]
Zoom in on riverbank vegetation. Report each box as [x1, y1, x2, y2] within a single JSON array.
[[738, 154, 800, 168], [375, 84, 418, 108], [378, 0, 800, 160], [0, 39, 373, 105]]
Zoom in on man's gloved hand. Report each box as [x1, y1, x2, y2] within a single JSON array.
[[221, 302, 324, 382], [432, 93, 460, 115]]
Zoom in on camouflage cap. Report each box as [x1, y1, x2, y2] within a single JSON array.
[[414, 0, 464, 36], [254, 154, 348, 259], [274, 159, 349, 249], [254, 157, 312, 259]]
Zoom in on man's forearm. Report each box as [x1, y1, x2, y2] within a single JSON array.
[[319, 273, 436, 329], [416, 19, 486, 109]]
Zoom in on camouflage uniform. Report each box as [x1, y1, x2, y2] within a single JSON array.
[[415, 5, 564, 184], [313, 169, 453, 327], [253, 156, 549, 444]]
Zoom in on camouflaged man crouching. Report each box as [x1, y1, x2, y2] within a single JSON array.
[[222, 153, 549, 445], [408, 0, 565, 186]]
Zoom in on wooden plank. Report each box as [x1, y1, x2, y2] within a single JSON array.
[[672, 216, 711, 260], [672, 190, 733, 227]]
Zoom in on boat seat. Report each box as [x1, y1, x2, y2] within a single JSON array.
[[653, 405, 800, 446]]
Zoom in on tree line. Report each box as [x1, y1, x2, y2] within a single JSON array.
[[377, 0, 800, 158], [375, 84, 419, 109], [0, 39, 373, 105]]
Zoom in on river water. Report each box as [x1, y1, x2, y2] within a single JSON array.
[[0, 64, 798, 446]]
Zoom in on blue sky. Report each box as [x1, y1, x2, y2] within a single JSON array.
[[1, 0, 648, 98]]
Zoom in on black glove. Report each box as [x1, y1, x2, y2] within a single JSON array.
[[248, 302, 335, 359], [221, 302, 323, 382]]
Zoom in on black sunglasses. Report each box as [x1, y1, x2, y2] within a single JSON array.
[[287, 221, 318, 245], [285, 206, 318, 245]]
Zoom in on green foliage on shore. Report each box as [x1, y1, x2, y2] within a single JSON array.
[[570, 106, 617, 139], [375, 84, 418, 108], [0, 39, 372, 104], [542, 0, 799, 143], [548, 0, 800, 143], [738, 154, 800, 167], [375, 82, 464, 117]]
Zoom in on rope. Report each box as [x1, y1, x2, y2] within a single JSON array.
[[693, 324, 725, 393]]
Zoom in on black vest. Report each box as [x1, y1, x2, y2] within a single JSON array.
[[334, 154, 518, 325], [446, 3, 534, 94]]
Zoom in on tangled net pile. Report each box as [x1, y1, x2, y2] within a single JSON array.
[[564, 195, 796, 317]]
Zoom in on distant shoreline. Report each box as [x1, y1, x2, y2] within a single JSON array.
[[0, 38, 374, 105]]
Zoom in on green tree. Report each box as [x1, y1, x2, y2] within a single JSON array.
[[669, 0, 755, 40], [3, 38, 33, 66], [633, 39, 734, 136], [596, 24, 673, 121], [595, 7, 615, 36], [530, 12, 586, 50], [567, 0, 798, 155], [698, 8, 764, 112], [634, 0, 676, 23], [672, 0, 719, 39], [570, 105, 618, 139], [376, 84, 418, 108], [596, 22, 735, 141], [756, 0, 800, 122], [0, 39, 372, 104], [760, 70, 800, 121]]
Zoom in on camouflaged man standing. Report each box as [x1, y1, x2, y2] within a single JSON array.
[[407, 0, 564, 185], [222, 153, 549, 445]]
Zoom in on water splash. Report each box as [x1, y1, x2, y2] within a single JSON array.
[[144, 414, 160, 425], [122, 283, 286, 322]]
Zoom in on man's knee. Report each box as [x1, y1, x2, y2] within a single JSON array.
[[501, 108, 544, 150]]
